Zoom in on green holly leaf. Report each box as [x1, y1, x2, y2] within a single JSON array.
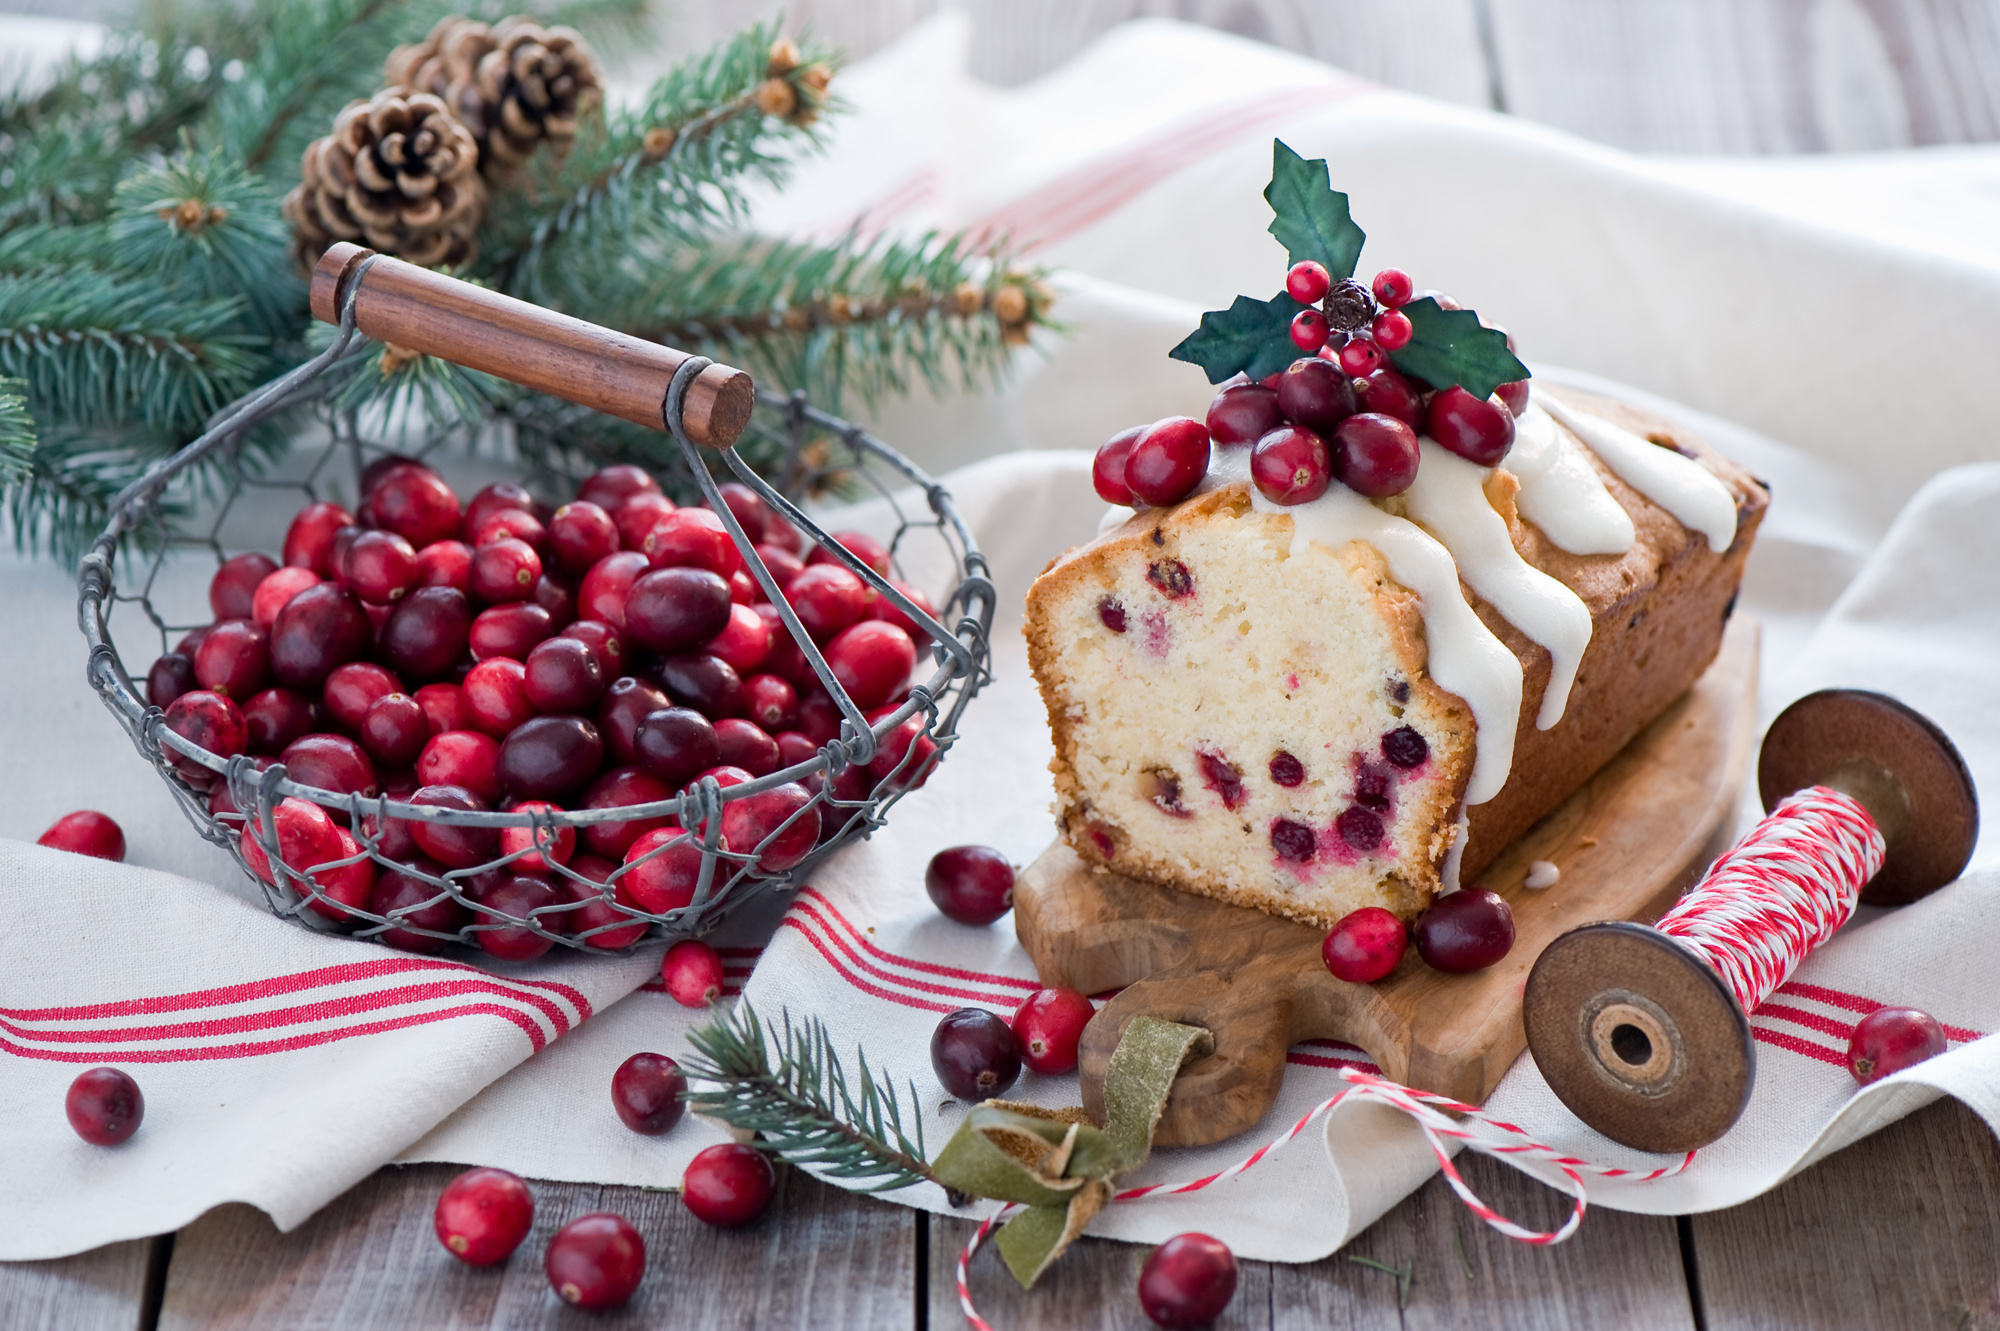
[[1386, 298, 1530, 399], [1264, 140, 1366, 280], [1168, 291, 1308, 384]]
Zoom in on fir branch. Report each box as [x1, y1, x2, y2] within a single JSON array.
[[679, 1001, 938, 1193], [0, 377, 33, 484], [110, 149, 301, 342]]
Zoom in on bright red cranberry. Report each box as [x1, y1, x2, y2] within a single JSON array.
[[1495, 379, 1530, 417], [193, 618, 270, 700], [741, 674, 799, 733], [1848, 1007, 1948, 1084], [561, 854, 648, 948], [1139, 1233, 1238, 1329], [1427, 386, 1517, 466], [468, 602, 553, 662], [1382, 726, 1428, 769], [1322, 907, 1407, 983], [625, 567, 733, 655], [463, 658, 534, 737], [359, 692, 429, 766], [418, 732, 504, 804], [381, 586, 474, 682], [634, 707, 721, 786], [578, 463, 659, 513], [804, 529, 891, 578], [1092, 425, 1143, 505], [644, 507, 743, 577], [303, 823, 376, 921], [371, 860, 467, 952], [662, 938, 725, 1005], [342, 530, 418, 605], [704, 602, 772, 675], [147, 652, 198, 707], [414, 682, 474, 736], [656, 653, 743, 720], [925, 845, 1014, 925], [755, 542, 806, 590], [243, 687, 317, 755], [596, 676, 668, 765], [524, 636, 605, 712], [500, 715, 604, 800], [251, 566, 321, 629], [580, 767, 673, 857], [714, 718, 780, 777], [268, 584, 369, 688], [319, 662, 395, 731], [469, 538, 541, 605], [1012, 987, 1093, 1074], [1371, 309, 1414, 352], [470, 507, 546, 554], [721, 782, 816, 872], [1205, 384, 1284, 449], [547, 501, 620, 576], [1126, 417, 1210, 507], [774, 731, 817, 768], [239, 796, 343, 886], [560, 619, 626, 677], [870, 579, 938, 643], [866, 707, 938, 790], [1337, 337, 1386, 376], [762, 510, 805, 555], [932, 1008, 1020, 1101], [1277, 356, 1358, 432], [613, 491, 675, 552], [414, 539, 473, 592], [433, 1166, 533, 1266], [1372, 268, 1414, 308], [1271, 817, 1315, 862], [785, 564, 871, 643], [1356, 366, 1424, 431], [546, 1212, 645, 1310], [370, 464, 462, 549], [284, 501, 356, 576], [1286, 259, 1332, 304], [577, 551, 650, 628], [1269, 752, 1305, 787], [37, 810, 125, 861], [210, 552, 278, 620], [282, 732, 378, 800], [1415, 889, 1515, 972], [1251, 425, 1332, 505], [716, 481, 771, 543], [825, 621, 917, 710], [66, 1068, 143, 1146], [463, 482, 537, 543], [621, 829, 700, 912], [611, 1052, 687, 1135], [1289, 307, 1330, 352], [1332, 413, 1421, 498], [474, 873, 563, 961], [682, 1143, 775, 1229], [162, 690, 247, 780], [497, 799, 575, 873]]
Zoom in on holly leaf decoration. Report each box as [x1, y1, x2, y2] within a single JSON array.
[[1386, 298, 1530, 399], [1168, 291, 1308, 384], [1264, 140, 1366, 280]]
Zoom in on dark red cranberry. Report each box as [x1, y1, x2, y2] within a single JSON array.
[[1146, 559, 1194, 599], [643, 507, 743, 577], [525, 636, 605, 712], [418, 732, 504, 804], [359, 693, 430, 766], [1251, 425, 1332, 505], [370, 464, 462, 549], [682, 1144, 775, 1229], [284, 501, 356, 576], [548, 501, 620, 576], [1093, 426, 1143, 505], [614, 491, 675, 552], [655, 653, 743, 720], [775, 731, 817, 768], [1205, 385, 1284, 448], [595, 676, 669, 766], [1372, 268, 1414, 308], [252, 566, 321, 628], [713, 718, 780, 777], [1336, 806, 1384, 851], [621, 829, 700, 912], [784, 564, 871, 643], [577, 463, 659, 513], [147, 652, 199, 707], [720, 782, 815, 872], [1287, 259, 1332, 304], [1195, 750, 1245, 810], [806, 761, 872, 844], [359, 451, 421, 497], [37, 810, 125, 861], [716, 481, 771, 543], [1371, 309, 1414, 351], [1125, 417, 1210, 507], [741, 673, 798, 733], [1271, 817, 1315, 862], [576, 551, 649, 628], [925, 845, 1015, 925], [1337, 337, 1386, 376], [1269, 751, 1305, 786], [343, 530, 419, 605], [611, 1052, 687, 1135], [268, 584, 369, 688], [580, 767, 673, 858], [463, 658, 534, 737], [414, 682, 475, 736], [1138, 1233, 1238, 1329], [932, 1008, 1020, 1101], [1414, 889, 1515, 972], [762, 509, 805, 555], [469, 602, 554, 664], [474, 873, 563, 961], [807, 529, 893, 577], [371, 860, 467, 952], [625, 566, 732, 655], [1495, 379, 1531, 417], [321, 662, 397, 730], [1323, 907, 1407, 983], [1098, 598, 1127, 633], [1333, 413, 1422, 497], [661, 938, 725, 1004], [560, 620, 625, 678], [755, 542, 806, 589], [704, 602, 771, 675], [66, 1068, 144, 1145], [1427, 386, 1517, 466], [1848, 1007, 1948, 1084], [174, 626, 210, 657], [433, 1166, 533, 1266], [463, 482, 537, 543], [1289, 306, 1330, 351], [381, 587, 474, 682], [1012, 987, 1093, 1075], [1353, 766, 1392, 813], [532, 573, 576, 630], [1276, 356, 1358, 431], [500, 715, 603, 800], [562, 855, 649, 949], [162, 690, 247, 781], [1382, 726, 1428, 769], [1355, 366, 1424, 431], [414, 539, 473, 592], [243, 687, 316, 755], [545, 1212, 645, 1310], [794, 690, 842, 745], [210, 552, 279, 620], [192, 619, 270, 701], [469, 538, 542, 604], [282, 732, 378, 802], [825, 621, 916, 710]]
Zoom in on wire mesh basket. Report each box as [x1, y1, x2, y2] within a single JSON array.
[[77, 245, 994, 956]]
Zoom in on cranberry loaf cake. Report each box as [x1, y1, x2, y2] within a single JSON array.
[[1025, 386, 1767, 930]]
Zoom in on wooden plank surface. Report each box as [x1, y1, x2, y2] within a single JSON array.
[[0, 1239, 161, 1331]]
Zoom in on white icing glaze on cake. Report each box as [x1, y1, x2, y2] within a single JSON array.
[[1536, 389, 1738, 553], [1507, 404, 1637, 556]]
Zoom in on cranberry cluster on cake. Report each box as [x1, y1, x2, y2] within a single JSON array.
[[1025, 140, 1767, 931]]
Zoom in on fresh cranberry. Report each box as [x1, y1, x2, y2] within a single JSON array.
[[468, 538, 540, 605], [775, 731, 817, 768], [1415, 889, 1515, 972], [1371, 309, 1414, 351], [414, 682, 475, 736], [622, 829, 701, 912], [532, 574, 576, 629], [1372, 269, 1414, 309], [1333, 413, 1421, 497], [1092, 426, 1143, 505], [755, 542, 806, 590], [381, 586, 474, 682], [284, 501, 356, 576], [704, 602, 772, 675], [932, 1008, 1020, 1101], [655, 653, 743, 720], [322, 662, 398, 730], [625, 566, 733, 655], [1382, 726, 1428, 768], [250, 567, 320, 629], [785, 564, 871, 642], [1848, 1007, 1948, 1084], [662, 938, 725, 1005], [1125, 417, 1210, 507], [716, 481, 770, 543], [433, 1166, 533, 1266], [174, 626, 210, 657], [682, 1143, 775, 1228], [463, 482, 537, 542], [1289, 307, 1330, 352], [1138, 1233, 1238, 1329], [825, 621, 917, 710], [470, 508, 546, 554], [866, 707, 938, 790], [467, 603, 551, 663], [714, 718, 780, 777], [925, 845, 1014, 925], [580, 767, 673, 857], [728, 569, 758, 605], [342, 530, 418, 605], [418, 732, 504, 804], [1355, 366, 1424, 431], [161, 690, 247, 781], [1205, 384, 1284, 448], [611, 1052, 687, 1135], [370, 861, 467, 952], [370, 464, 462, 548], [1427, 386, 1517, 465], [643, 507, 743, 577], [560, 854, 648, 948], [596, 676, 668, 765], [741, 673, 799, 733], [239, 796, 344, 886], [577, 551, 650, 628], [1286, 259, 1332, 304], [500, 715, 604, 800], [358, 692, 429, 766], [631, 706, 725, 792], [1276, 356, 1358, 432], [210, 552, 278, 620], [1271, 817, 1315, 862], [267, 584, 369, 688], [65, 1068, 144, 1146], [147, 652, 198, 707], [191, 619, 270, 701], [613, 491, 675, 552], [282, 732, 378, 802], [872, 579, 940, 642], [794, 690, 842, 744], [722, 782, 816, 872], [1012, 987, 1093, 1074], [414, 539, 473, 592], [521, 636, 603, 713], [1337, 337, 1386, 377], [303, 823, 376, 920], [36, 810, 125, 861], [1250, 425, 1332, 505], [1322, 907, 1407, 983], [762, 509, 805, 555], [243, 687, 317, 754], [496, 799, 575, 873], [547, 501, 620, 576], [545, 1212, 645, 1310], [560, 620, 626, 678], [473, 873, 563, 960], [463, 658, 534, 737], [578, 463, 659, 513]]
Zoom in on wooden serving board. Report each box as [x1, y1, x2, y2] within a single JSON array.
[[1013, 618, 1761, 1148]]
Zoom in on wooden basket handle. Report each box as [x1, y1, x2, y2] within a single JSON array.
[[309, 242, 755, 449]]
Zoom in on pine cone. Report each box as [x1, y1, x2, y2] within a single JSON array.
[[282, 90, 485, 271], [387, 15, 601, 178], [1324, 278, 1377, 333]]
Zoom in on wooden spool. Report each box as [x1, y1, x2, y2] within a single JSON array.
[[308, 242, 756, 449], [1523, 689, 1979, 1154]]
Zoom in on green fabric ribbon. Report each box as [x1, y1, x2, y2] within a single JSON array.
[[930, 1016, 1212, 1287]]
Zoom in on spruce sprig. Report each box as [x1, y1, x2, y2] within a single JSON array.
[[679, 1001, 939, 1193]]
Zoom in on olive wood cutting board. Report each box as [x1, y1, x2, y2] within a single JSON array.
[[1013, 616, 1761, 1148]]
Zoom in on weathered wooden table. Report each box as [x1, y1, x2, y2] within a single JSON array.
[[5, 0, 1998, 1326]]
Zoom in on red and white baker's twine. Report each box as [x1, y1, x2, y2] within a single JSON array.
[[955, 786, 1885, 1327]]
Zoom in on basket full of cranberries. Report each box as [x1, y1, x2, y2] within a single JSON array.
[[74, 246, 993, 958]]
